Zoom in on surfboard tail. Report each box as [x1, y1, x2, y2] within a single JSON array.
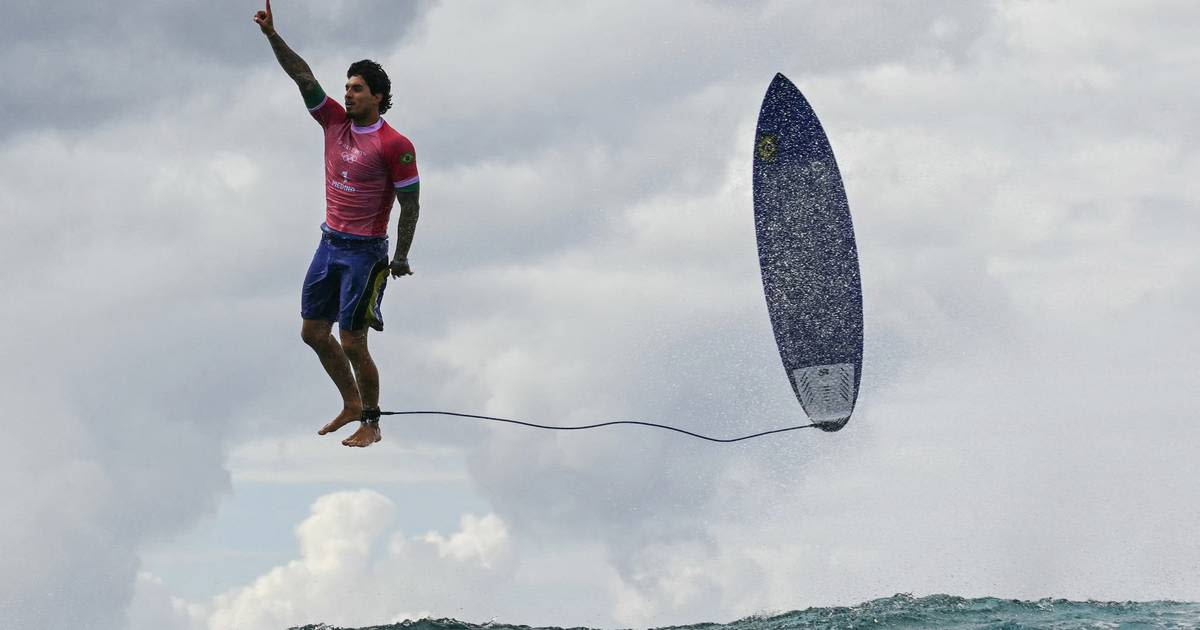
[[791, 362, 856, 422]]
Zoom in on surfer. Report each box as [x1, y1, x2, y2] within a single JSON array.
[[254, 0, 421, 447]]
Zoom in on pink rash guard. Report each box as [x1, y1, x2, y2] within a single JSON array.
[[309, 96, 419, 237]]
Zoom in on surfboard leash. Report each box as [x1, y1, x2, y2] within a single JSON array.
[[373, 410, 818, 443]]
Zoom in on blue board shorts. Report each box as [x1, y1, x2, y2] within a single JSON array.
[[301, 224, 389, 331]]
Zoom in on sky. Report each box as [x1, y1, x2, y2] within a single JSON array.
[[2, 1, 1198, 629]]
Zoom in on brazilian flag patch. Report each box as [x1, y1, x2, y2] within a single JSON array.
[[401, 152, 415, 164]]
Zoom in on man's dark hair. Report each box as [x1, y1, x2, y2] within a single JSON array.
[[347, 59, 393, 115]]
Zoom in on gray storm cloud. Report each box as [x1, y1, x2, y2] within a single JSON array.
[[0, 0, 428, 140]]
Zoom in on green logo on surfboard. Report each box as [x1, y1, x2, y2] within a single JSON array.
[[756, 134, 778, 161]]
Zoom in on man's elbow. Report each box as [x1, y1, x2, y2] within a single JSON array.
[[399, 203, 420, 221], [397, 194, 420, 214], [296, 73, 318, 93]]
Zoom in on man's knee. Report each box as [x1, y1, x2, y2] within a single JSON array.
[[339, 328, 370, 361], [301, 320, 334, 348]]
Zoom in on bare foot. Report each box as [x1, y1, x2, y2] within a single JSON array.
[[318, 405, 363, 435], [342, 422, 381, 448]]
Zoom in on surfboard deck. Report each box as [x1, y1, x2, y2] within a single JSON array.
[[752, 73, 863, 432]]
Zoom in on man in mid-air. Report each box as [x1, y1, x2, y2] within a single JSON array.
[[254, 0, 420, 448]]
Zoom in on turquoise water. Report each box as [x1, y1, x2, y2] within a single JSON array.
[[291, 593, 1200, 630]]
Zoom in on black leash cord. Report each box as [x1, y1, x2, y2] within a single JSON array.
[[376, 410, 816, 443]]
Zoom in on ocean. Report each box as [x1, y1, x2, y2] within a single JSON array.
[[290, 593, 1200, 630]]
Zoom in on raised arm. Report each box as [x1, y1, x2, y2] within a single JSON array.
[[390, 189, 420, 277], [253, 0, 324, 107]]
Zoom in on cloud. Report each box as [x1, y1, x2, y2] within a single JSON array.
[[227, 433, 468, 485], [423, 513, 513, 570], [206, 490, 514, 630], [0, 0, 431, 139], [128, 572, 207, 630]]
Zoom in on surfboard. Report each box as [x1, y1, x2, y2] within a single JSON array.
[[752, 73, 863, 432]]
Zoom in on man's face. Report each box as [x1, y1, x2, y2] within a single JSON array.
[[344, 75, 380, 118]]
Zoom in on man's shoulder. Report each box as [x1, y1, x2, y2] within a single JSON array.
[[310, 96, 348, 127], [379, 122, 414, 147], [378, 122, 416, 162]]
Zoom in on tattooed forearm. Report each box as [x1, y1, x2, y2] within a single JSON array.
[[394, 193, 421, 260]]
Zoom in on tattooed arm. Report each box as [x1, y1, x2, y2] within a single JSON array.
[[253, 0, 324, 106], [390, 189, 420, 277]]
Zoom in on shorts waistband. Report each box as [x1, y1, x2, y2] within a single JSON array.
[[320, 223, 387, 244]]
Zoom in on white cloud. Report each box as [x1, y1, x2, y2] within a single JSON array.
[[422, 513, 513, 570], [227, 433, 468, 485], [206, 490, 514, 630], [128, 572, 207, 630]]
